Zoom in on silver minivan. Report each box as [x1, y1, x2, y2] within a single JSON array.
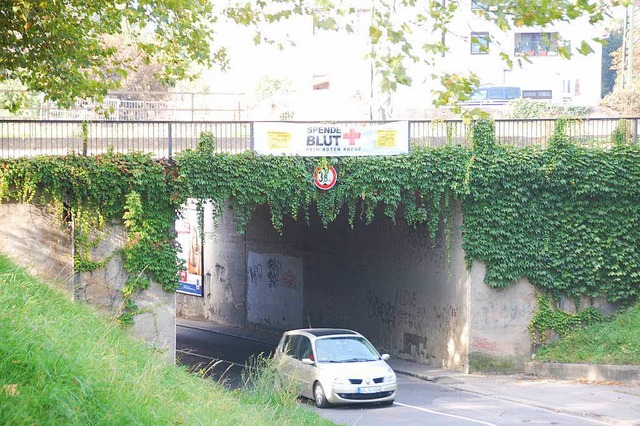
[[274, 328, 397, 408], [464, 86, 522, 106]]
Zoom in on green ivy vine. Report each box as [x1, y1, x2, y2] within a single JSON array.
[[528, 294, 604, 343], [0, 151, 185, 324], [175, 144, 469, 239], [463, 119, 640, 304]]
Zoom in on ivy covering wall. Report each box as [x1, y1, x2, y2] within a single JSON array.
[[464, 121, 640, 303], [0, 152, 184, 296], [0, 120, 638, 311]]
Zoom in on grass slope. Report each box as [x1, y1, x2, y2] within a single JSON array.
[[0, 255, 331, 425], [535, 303, 640, 365]]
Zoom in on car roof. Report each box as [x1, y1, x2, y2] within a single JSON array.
[[286, 328, 360, 338]]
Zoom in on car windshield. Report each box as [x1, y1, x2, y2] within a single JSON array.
[[315, 336, 381, 363]]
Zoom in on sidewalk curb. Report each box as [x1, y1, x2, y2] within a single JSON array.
[[525, 361, 640, 386], [393, 368, 635, 426]]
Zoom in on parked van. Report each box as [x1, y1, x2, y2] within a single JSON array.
[[464, 86, 522, 106]]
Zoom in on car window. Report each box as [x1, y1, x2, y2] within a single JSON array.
[[487, 87, 505, 99], [296, 336, 313, 361], [282, 335, 300, 357], [506, 87, 521, 99], [315, 336, 380, 363], [470, 89, 487, 100]]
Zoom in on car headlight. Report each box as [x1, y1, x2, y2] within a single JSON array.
[[333, 377, 350, 385], [384, 368, 396, 383]]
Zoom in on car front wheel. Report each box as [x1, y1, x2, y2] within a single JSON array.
[[314, 382, 330, 408]]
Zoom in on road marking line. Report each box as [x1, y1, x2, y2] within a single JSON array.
[[394, 402, 497, 426], [176, 349, 245, 368]]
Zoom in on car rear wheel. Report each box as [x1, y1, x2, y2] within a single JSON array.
[[314, 382, 330, 408]]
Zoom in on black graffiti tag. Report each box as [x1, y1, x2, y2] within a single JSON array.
[[249, 263, 262, 285], [266, 257, 282, 288], [366, 289, 397, 326]]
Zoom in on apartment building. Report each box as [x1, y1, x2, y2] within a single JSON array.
[[215, 1, 605, 120]]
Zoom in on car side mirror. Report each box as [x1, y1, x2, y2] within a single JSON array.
[[381, 354, 390, 361], [301, 358, 315, 365]]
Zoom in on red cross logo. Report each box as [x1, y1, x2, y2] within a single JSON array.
[[342, 128, 361, 145]]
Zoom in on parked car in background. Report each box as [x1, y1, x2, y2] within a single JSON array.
[[274, 328, 397, 408], [463, 86, 522, 106]]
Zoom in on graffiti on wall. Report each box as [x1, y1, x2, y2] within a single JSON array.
[[266, 257, 282, 288], [479, 301, 534, 327], [248, 264, 262, 285], [365, 287, 432, 333], [367, 289, 397, 326], [397, 288, 427, 333], [247, 251, 303, 329], [470, 337, 497, 351]]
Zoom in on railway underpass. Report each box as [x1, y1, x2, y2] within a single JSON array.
[[176, 202, 537, 373]]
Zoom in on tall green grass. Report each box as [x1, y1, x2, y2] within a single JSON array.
[[0, 255, 331, 425], [535, 303, 640, 365]]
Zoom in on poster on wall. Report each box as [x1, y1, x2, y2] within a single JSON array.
[[247, 251, 303, 329], [176, 201, 204, 296]]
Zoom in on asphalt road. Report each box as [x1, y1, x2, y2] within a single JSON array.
[[176, 324, 607, 425]]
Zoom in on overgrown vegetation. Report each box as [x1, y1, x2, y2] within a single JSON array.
[[0, 255, 330, 425], [601, 90, 640, 117], [534, 302, 640, 365], [507, 98, 589, 118], [0, 151, 185, 323], [1, 118, 639, 331], [240, 354, 301, 409], [528, 295, 604, 344], [462, 119, 640, 304], [176, 145, 468, 238]]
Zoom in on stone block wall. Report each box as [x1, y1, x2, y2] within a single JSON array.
[[0, 203, 176, 363]]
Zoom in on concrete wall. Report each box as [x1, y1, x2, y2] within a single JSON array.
[[302, 203, 469, 371], [76, 225, 176, 363], [177, 203, 249, 325], [0, 203, 73, 285], [247, 250, 304, 330], [0, 203, 175, 363], [468, 261, 538, 372]]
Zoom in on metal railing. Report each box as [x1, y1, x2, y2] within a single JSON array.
[[0, 118, 637, 158], [0, 90, 249, 122]]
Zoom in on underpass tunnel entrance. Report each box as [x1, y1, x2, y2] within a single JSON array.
[[177, 202, 470, 372]]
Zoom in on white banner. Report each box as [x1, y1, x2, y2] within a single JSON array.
[[253, 121, 409, 156]]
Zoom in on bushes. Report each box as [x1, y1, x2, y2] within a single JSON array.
[[507, 98, 589, 118], [601, 90, 640, 116]]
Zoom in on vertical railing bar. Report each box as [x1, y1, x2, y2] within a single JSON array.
[[168, 122, 173, 159]]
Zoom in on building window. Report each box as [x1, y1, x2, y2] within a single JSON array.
[[522, 90, 552, 99], [514, 32, 559, 56], [471, 32, 490, 54]]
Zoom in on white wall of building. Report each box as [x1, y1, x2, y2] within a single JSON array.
[[445, 2, 603, 105], [206, 1, 605, 119]]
